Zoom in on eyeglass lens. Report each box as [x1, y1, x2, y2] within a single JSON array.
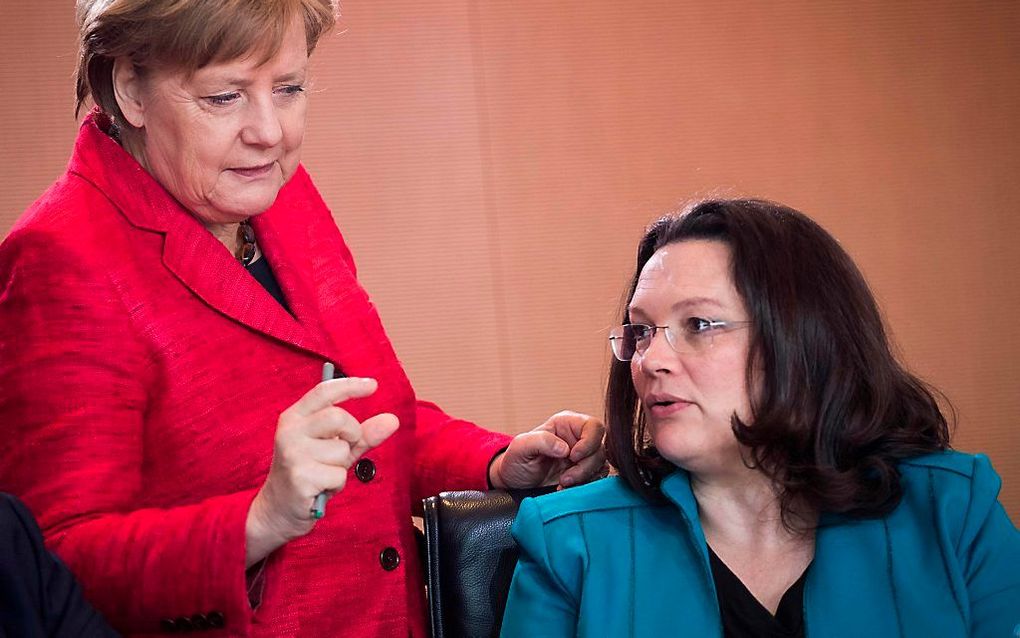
[[610, 323, 713, 361]]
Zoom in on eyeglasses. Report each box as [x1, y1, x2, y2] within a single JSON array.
[[609, 318, 751, 361]]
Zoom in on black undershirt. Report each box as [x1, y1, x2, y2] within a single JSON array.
[[246, 256, 289, 312], [707, 546, 807, 638]]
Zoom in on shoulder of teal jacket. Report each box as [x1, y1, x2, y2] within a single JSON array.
[[898, 450, 1001, 497], [517, 476, 650, 526], [510, 478, 665, 594], [895, 450, 1017, 549], [899, 449, 991, 476]]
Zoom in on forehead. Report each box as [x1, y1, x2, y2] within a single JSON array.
[[168, 16, 309, 88], [630, 240, 742, 314]]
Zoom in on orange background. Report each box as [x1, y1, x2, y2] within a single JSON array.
[[1, 2, 1017, 520]]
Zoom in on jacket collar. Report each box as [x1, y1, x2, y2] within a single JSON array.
[[659, 470, 701, 523], [67, 110, 332, 360], [659, 470, 712, 561]]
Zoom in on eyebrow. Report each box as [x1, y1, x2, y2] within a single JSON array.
[[272, 69, 307, 83], [200, 68, 307, 88], [628, 296, 725, 318]]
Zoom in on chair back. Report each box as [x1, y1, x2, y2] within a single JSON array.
[[422, 487, 554, 638]]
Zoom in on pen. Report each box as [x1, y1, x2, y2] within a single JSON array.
[[310, 362, 335, 520]]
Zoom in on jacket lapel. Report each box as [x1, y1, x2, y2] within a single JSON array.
[[248, 177, 332, 355], [160, 212, 330, 358], [805, 516, 903, 637], [658, 472, 727, 636]]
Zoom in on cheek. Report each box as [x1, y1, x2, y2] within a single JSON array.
[[278, 111, 306, 180], [190, 126, 236, 166], [154, 120, 228, 178], [147, 129, 201, 192], [282, 106, 307, 150], [739, 368, 762, 423], [698, 358, 752, 419], [629, 361, 645, 395]]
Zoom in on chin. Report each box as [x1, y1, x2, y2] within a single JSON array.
[[651, 427, 733, 474], [224, 190, 284, 218], [649, 428, 694, 466]]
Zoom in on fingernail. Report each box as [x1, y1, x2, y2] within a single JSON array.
[[555, 442, 569, 456]]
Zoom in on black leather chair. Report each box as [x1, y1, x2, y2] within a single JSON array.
[[422, 487, 555, 638]]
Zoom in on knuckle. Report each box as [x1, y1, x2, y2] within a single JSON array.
[[344, 422, 364, 443], [293, 466, 317, 491], [275, 437, 304, 462], [315, 380, 335, 396], [277, 411, 299, 432], [321, 406, 346, 429], [314, 381, 340, 405], [330, 470, 348, 492], [325, 405, 349, 420]]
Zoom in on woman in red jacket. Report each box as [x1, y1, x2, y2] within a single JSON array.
[[0, 2, 605, 636]]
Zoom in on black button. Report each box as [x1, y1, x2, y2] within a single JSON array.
[[160, 618, 178, 633], [191, 614, 210, 630], [174, 616, 194, 631], [355, 459, 376, 483], [207, 611, 225, 628], [332, 367, 345, 379], [379, 546, 400, 571]]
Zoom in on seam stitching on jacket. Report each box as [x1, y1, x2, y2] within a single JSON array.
[[883, 517, 905, 638], [629, 508, 636, 638], [929, 467, 966, 624]]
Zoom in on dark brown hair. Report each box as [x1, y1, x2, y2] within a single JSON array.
[[606, 199, 951, 525], [74, 0, 337, 119]]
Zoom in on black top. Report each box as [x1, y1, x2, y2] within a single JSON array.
[[0, 493, 121, 637], [707, 546, 807, 638], [246, 255, 290, 312]]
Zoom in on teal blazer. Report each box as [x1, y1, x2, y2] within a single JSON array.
[[501, 452, 1020, 637]]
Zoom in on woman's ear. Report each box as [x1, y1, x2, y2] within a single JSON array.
[[112, 58, 146, 128]]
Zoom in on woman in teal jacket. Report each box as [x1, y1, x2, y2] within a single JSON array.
[[502, 199, 1020, 638]]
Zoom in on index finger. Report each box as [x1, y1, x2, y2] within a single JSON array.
[[289, 377, 380, 417], [541, 411, 593, 446], [565, 417, 606, 462]]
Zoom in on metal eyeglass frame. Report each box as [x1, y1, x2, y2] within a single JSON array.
[[609, 319, 752, 362]]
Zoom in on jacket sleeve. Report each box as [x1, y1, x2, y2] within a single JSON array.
[[959, 455, 1020, 638], [499, 498, 580, 637], [0, 228, 259, 635], [411, 400, 511, 501]]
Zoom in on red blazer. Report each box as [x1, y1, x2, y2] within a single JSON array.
[[0, 112, 510, 637]]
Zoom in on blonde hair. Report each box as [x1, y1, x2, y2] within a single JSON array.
[[74, 0, 337, 119]]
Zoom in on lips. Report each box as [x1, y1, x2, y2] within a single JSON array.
[[229, 163, 274, 178], [644, 392, 694, 418]]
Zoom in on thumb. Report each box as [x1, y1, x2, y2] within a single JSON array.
[[352, 413, 399, 457]]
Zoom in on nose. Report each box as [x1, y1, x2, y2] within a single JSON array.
[[241, 95, 284, 147], [636, 327, 677, 376]]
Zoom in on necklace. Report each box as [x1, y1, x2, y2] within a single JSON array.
[[236, 221, 257, 266]]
